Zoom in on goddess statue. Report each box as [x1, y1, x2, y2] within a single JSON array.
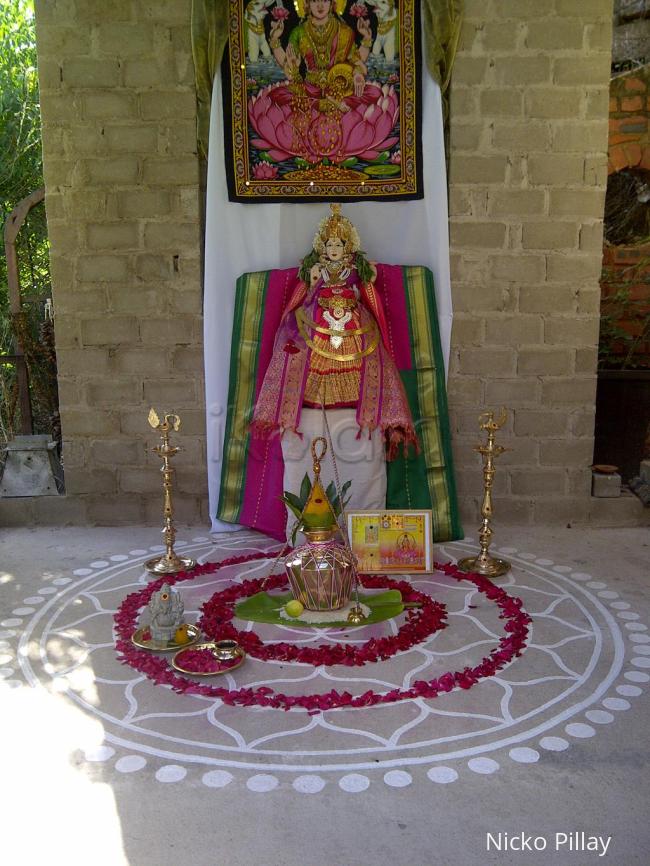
[[251, 205, 418, 523], [217, 204, 461, 544]]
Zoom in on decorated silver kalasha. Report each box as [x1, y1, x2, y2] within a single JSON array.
[[284, 438, 356, 611], [286, 530, 356, 611]]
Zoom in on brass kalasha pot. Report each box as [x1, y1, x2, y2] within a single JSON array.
[[285, 528, 355, 611]]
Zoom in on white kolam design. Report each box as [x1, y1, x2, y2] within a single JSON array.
[[10, 534, 647, 793]]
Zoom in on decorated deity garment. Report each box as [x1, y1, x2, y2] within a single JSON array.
[[251, 204, 418, 458]]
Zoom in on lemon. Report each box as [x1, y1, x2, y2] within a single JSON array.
[[174, 624, 191, 644], [285, 599, 305, 618]]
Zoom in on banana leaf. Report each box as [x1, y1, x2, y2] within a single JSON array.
[[234, 590, 404, 628]]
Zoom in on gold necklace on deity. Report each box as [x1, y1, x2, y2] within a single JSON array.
[[321, 256, 353, 283], [324, 260, 343, 278], [305, 15, 336, 68]]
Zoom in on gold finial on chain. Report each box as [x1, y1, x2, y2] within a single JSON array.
[[311, 436, 328, 478], [457, 408, 511, 578]]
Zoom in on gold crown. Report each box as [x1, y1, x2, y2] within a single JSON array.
[[294, 0, 347, 18], [314, 203, 361, 258]]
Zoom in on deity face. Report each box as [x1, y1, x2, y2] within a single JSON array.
[[325, 235, 345, 261], [309, 0, 333, 23]]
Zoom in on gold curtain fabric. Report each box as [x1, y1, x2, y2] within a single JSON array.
[[422, 0, 463, 119], [191, 0, 230, 161], [191, 0, 463, 159]]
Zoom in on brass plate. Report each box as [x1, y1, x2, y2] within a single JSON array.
[[171, 643, 246, 677], [131, 623, 201, 652], [456, 555, 511, 578]]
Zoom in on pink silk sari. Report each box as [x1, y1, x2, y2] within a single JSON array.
[[238, 263, 416, 540]]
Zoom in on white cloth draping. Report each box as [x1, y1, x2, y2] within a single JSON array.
[[203, 59, 453, 533], [281, 408, 387, 541]]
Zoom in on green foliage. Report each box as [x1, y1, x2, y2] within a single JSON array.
[[0, 1, 42, 206], [281, 490, 304, 520], [599, 289, 650, 371], [0, 1, 54, 442], [354, 251, 374, 285], [234, 589, 404, 628], [298, 248, 319, 283], [326, 478, 351, 517], [299, 471, 311, 505], [599, 257, 650, 371], [280, 475, 352, 544]]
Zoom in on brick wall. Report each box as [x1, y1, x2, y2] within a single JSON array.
[[601, 246, 650, 366], [608, 68, 650, 173], [28, 0, 207, 525], [18, 0, 640, 528], [447, 0, 616, 526]]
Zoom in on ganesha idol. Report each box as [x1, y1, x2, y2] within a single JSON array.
[[217, 205, 461, 544], [248, 0, 400, 172], [251, 204, 417, 533]]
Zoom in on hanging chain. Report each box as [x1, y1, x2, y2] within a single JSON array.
[[320, 380, 363, 610]]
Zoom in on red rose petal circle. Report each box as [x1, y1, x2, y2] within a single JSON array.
[[114, 551, 532, 714], [198, 571, 447, 667]]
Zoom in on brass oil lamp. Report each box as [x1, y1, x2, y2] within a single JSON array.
[[457, 409, 511, 578]]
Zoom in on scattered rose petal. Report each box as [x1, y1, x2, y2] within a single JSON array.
[[114, 552, 532, 714]]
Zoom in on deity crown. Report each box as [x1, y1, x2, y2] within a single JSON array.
[[294, 0, 347, 17], [314, 203, 361, 258]]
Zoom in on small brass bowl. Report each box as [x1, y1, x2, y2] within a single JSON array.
[[212, 639, 242, 661], [171, 642, 245, 676]]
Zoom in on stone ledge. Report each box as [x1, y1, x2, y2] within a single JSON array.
[[0, 493, 209, 528], [1, 490, 646, 530], [588, 491, 650, 527]]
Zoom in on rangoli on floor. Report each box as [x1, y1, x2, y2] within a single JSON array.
[[3, 533, 647, 793]]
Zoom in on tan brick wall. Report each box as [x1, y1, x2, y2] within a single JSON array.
[[32, 0, 207, 525], [448, 0, 614, 526], [20, 0, 643, 529]]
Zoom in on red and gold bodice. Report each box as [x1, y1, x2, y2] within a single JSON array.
[[297, 283, 379, 408]]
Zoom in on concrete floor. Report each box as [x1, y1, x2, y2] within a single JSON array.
[[1, 523, 649, 866]]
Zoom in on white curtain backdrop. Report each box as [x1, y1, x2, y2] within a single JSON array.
[[204, 62, 454, 533]]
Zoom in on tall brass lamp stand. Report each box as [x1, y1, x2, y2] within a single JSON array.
[[145, 409, 196, 576], [457, 409, 511, 578]]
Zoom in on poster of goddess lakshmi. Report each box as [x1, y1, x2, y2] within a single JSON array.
[[223, 0, 422, 202]]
